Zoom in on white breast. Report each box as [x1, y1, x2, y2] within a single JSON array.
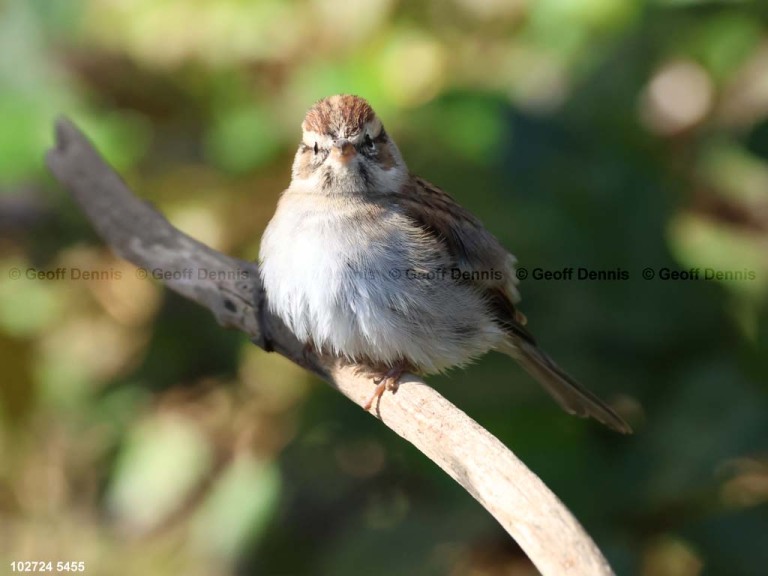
[[259, 192, 505, 372]]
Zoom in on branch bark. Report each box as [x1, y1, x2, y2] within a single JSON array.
[[45, 118, 616, 576]]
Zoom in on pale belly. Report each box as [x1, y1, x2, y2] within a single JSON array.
[[259, 200, 504, 372]]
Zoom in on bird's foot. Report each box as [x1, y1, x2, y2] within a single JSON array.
[[364, 363, 408, 411]]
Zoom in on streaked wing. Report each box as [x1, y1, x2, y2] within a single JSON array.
[[390, 177, 631, 433], [392, 176, 533, 343]]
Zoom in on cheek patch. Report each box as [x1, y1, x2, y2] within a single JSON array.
[[376, 143, 397, 170], [294, 150, 316, 179]]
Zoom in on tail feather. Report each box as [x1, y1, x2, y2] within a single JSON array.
[[503, 339, 632, 434]]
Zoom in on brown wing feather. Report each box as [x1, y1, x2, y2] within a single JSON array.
[[388, 176, 631, 433], [392, 176, 532, 342]]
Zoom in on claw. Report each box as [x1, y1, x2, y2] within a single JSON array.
[[364, 364, 407, 411]]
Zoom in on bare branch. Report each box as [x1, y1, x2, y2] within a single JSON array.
[[45, 118, 616, 576]]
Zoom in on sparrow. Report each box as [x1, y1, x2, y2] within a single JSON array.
[[259, 94, 631, 433]]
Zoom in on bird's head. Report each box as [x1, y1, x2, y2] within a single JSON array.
[[292, 94, 407, 196]]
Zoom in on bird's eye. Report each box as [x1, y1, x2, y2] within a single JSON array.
[[313, 142, 319, 154], [364, 134, 375, 151]]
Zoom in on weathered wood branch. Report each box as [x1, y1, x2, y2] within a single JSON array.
[[46, 118, 615, 576]]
